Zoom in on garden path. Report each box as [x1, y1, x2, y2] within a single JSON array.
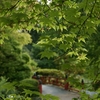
[[42, 84, 79, 100]]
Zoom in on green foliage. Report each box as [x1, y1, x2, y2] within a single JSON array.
[[18, 79, 39, 93], [27, 30, 58, 69], [0, 77, 17, 99], [0, 30, 33, 81], [36, 69, 65, 78], [0, 77, 59, 100], [42, 94, 60, 100], [39, 50, 58, 59], [84, 25, 100, 91], [4, 94, 32, 100], [0, 0, 100, 99], [0, 77, 39, 100]]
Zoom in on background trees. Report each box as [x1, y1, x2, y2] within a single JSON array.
[[0, 30, 33, 81]]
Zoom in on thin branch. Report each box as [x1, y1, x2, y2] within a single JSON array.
[[8, 0, 20, 11], [0, 0, 20, 11], [3, 0, 21, 16], [79, 0, 97, 30]]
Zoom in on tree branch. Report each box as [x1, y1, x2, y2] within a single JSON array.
[[80, 0, 97, 29], [0, 0, 20, 11], [8, 0, 20, 11]]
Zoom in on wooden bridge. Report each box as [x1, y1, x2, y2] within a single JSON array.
[[32, 75, 80, 92], [32, 70, 81, 94], [39, 76, 69, 90]]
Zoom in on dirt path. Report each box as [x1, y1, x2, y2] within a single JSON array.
[[42, 84, 79, 100]]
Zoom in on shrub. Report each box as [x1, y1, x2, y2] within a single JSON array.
[[36, 69, 65, 78], [17, 78, 39, 97]]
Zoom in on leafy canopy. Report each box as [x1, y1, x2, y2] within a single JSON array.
[[0, 0, 100, 95]]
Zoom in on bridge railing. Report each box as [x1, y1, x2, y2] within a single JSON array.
[[39, 76, 69, 90], [32, 75, 80, 93]]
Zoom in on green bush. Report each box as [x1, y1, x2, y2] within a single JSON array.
[[0, 77, 17, 99], [36, 69, 65, 78], [92, 80, 100, 90], [0, 77, 40, 99], [18, 78, 39, 97], [0, 76, 60, 100]]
